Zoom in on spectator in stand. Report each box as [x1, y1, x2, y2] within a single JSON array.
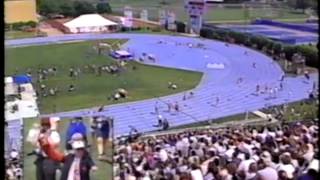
[[114, 120, 319, 180]]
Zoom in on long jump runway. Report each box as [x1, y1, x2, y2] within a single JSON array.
[[6, 33, 318, 136]]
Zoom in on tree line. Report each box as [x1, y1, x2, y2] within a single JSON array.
[[37, 0, 112, 18]]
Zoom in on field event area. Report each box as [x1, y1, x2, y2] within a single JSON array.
[[8, 33, 317, 136], [5, 39, 202, 113]]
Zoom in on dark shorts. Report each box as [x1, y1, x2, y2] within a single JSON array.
[[95, 130, 109, 139]]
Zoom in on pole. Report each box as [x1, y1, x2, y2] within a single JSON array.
[[245, 110, 249, 121]]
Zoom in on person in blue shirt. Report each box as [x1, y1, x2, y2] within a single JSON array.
[[65, 117, 87, 150]]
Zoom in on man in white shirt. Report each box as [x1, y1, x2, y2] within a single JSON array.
[[257, 160, 278, 180], [190, 164, 204, 180], [237, 153, 256, 175], [159, 148, 168, 162]]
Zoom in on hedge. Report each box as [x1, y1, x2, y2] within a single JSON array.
[[296, 45, 318, 68], [6, 21, 37, 31], [175, 21, 186, 33], [199, 27, 318, 68]]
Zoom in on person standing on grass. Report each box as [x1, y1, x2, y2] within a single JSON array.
[[95, 116, 111, 160], [69, 67, 74, 78], [65, 117, 87, 151], [36, 117, 64, 180]]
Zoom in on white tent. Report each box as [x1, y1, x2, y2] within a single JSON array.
[[64, 14, 118, 33]]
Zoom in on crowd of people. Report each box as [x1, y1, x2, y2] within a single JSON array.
[[20, 59, 130, 98], [25, 115, 112, 180], [114, 120, 318, 180], [5, 121, 23, 180], [5, 149, 23, 180]]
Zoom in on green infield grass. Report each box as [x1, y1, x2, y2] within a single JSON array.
[[5, 39, 202, 113], [5, 31, 37, 40]]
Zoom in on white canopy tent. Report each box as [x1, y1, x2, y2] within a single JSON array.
[[64, 14, 118, 33]]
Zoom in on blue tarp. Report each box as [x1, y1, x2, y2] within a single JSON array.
[[13, 75, 32, 84]]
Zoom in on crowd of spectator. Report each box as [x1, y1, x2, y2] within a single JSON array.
[[5, 121, 23, 180], [114, 120, 318, 180], [5, 149, 23, 180]]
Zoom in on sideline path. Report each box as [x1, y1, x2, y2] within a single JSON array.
[[6, 33, 318, 136]]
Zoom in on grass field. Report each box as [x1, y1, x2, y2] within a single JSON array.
[[5, 31, 36, 40], [108, 0, 309, 22], [5, 39, 202, 113], [262, 100, 319, 122], [23, 118, 113, 180]]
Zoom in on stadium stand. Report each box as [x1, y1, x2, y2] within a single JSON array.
[[114, 119, 319, 180]]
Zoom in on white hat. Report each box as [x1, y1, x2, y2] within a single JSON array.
[[237, 153, 245, 161], [72, 141, 85, 149], [71, 133, 83, 141], [10, 151, 19, 159]]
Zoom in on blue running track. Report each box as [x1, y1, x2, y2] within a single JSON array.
[[6, 33, 318, 136]]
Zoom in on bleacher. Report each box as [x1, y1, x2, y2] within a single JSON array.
[[6, 119, 23, 153]]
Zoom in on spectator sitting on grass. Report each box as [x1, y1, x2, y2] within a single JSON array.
[[68, 84, 75, 92], [117, 88, 128, 98], [49, 88, 56, 96], [168, 82, 178, 90]]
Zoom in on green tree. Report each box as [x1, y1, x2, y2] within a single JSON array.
[[287, 0, 312, 13], [96, 2, 112, 14], [296, 0, 311, 13], [73, 1, 96, 16], [60, 1, 74, 17], [175, 21, 186, 33], [39, 0, 59, 15]]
